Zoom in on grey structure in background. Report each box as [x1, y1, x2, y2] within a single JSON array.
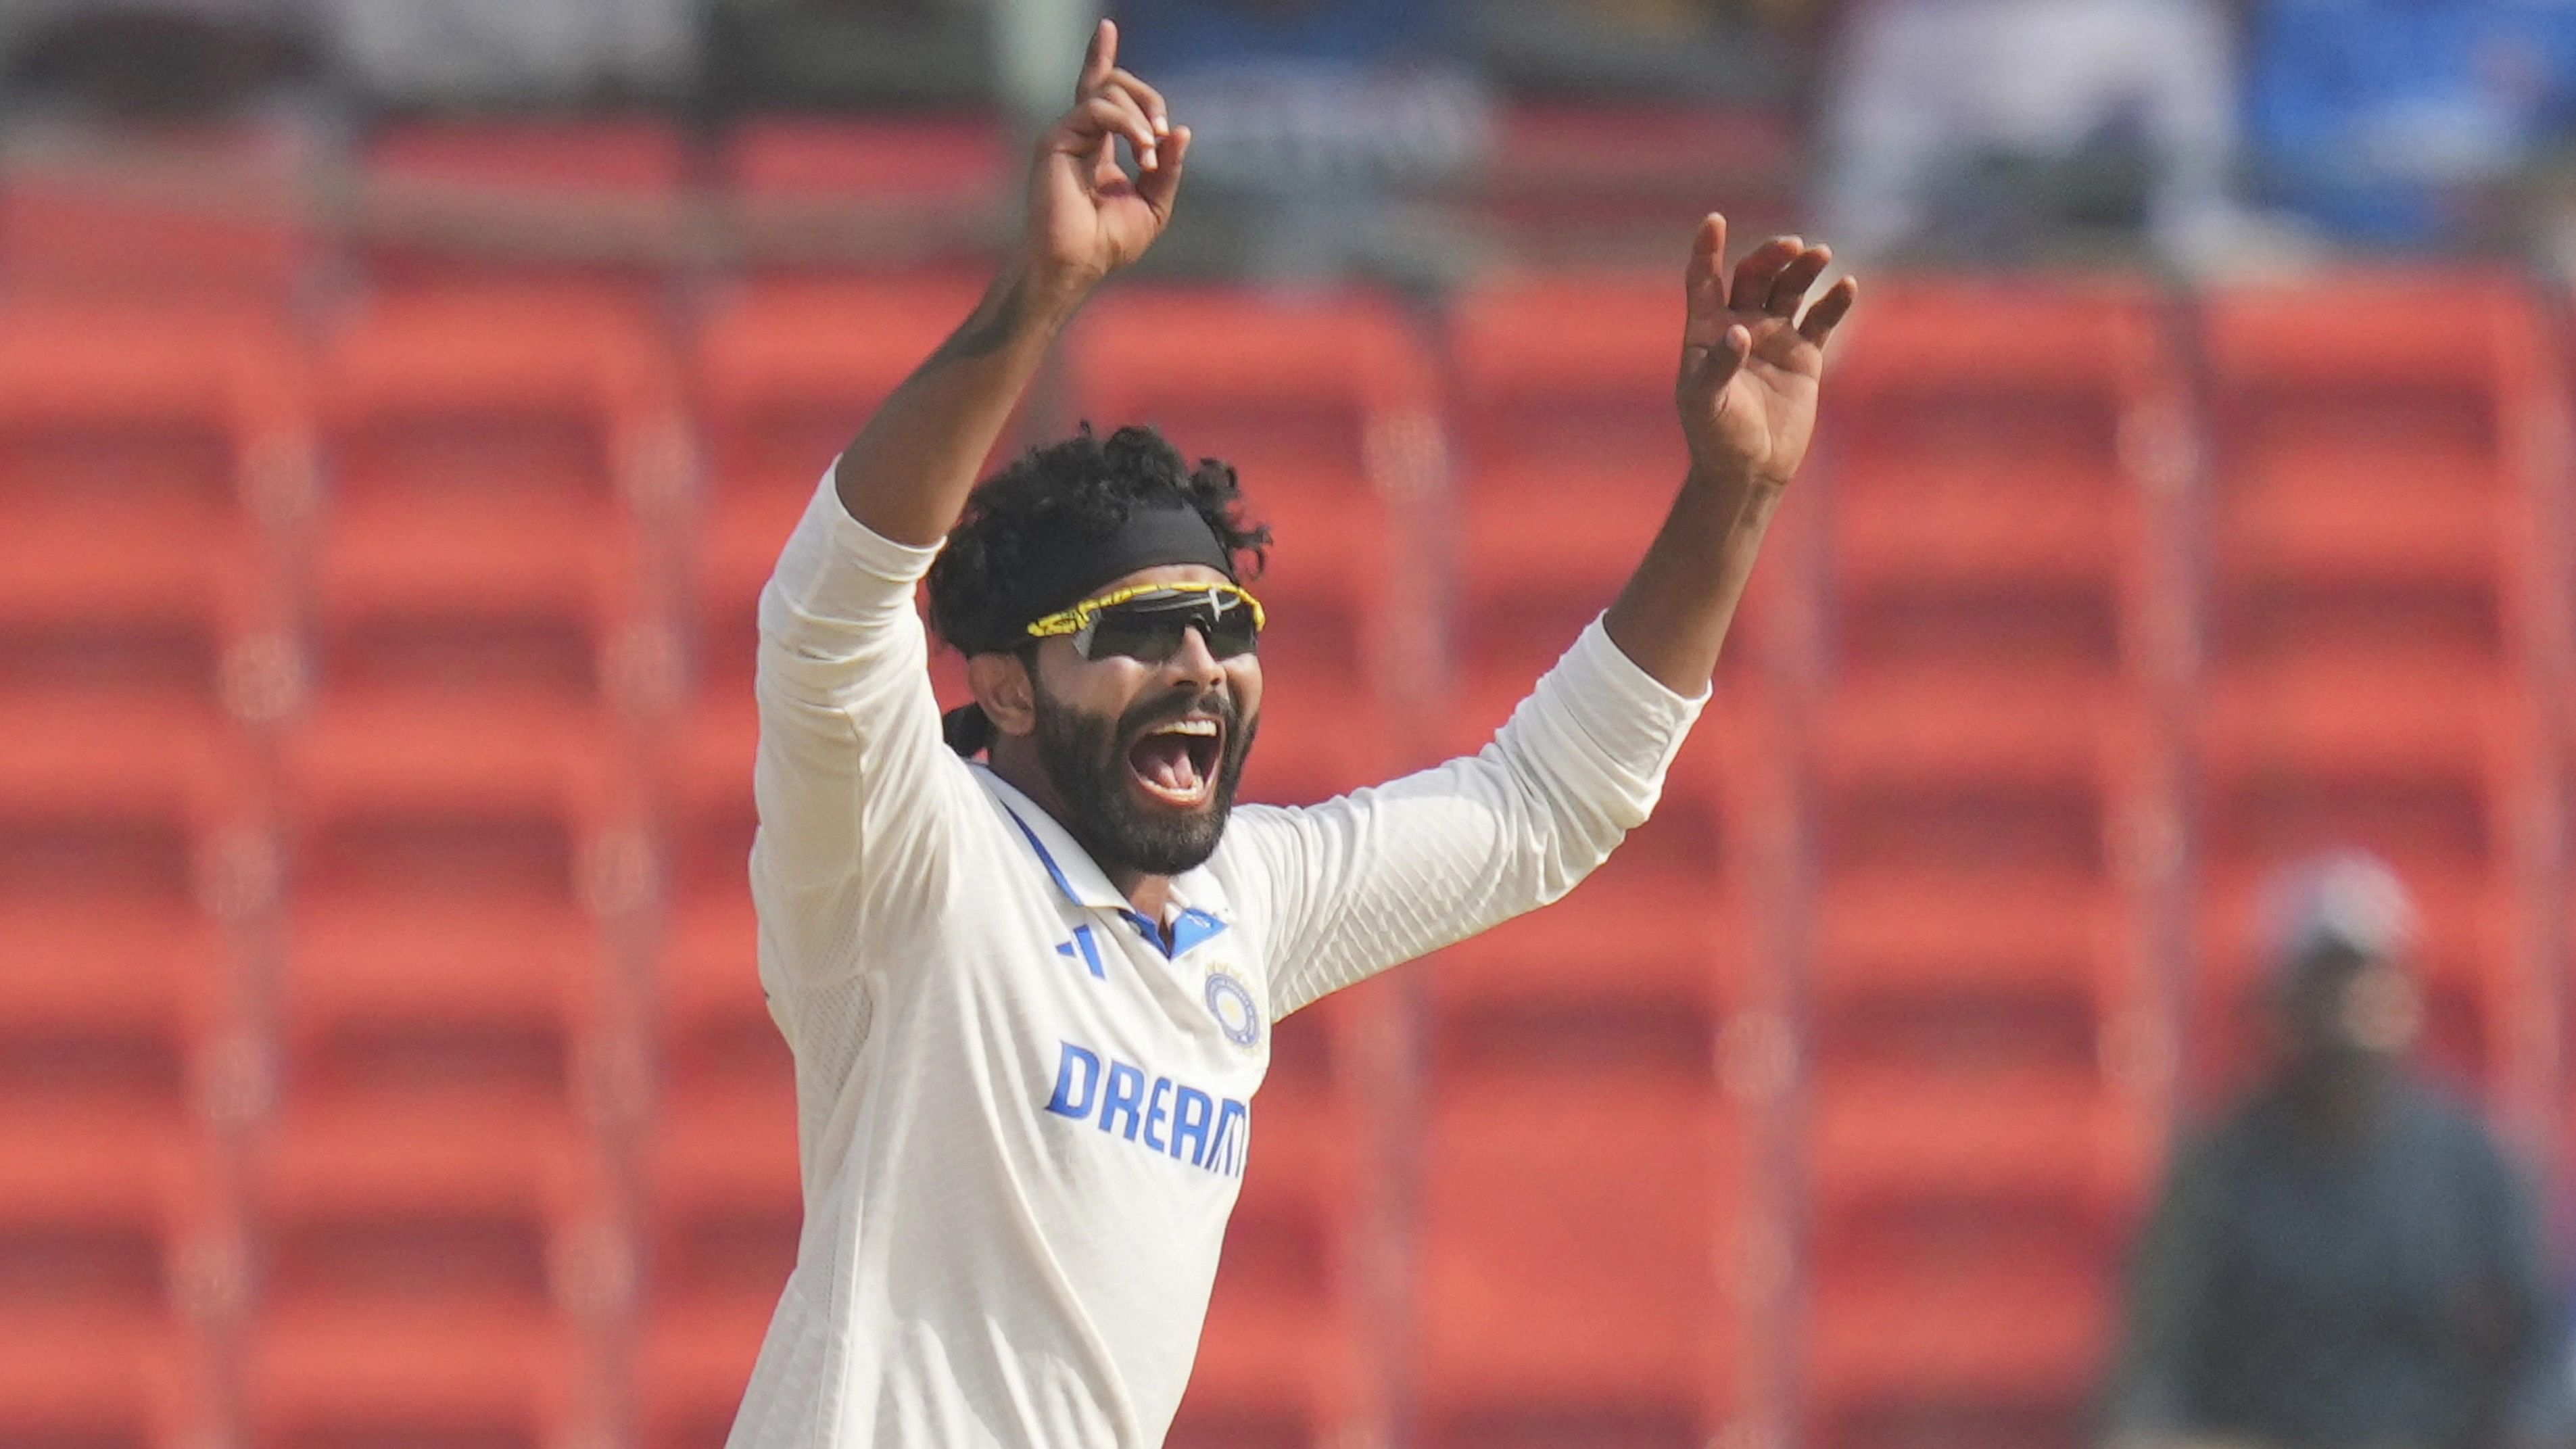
[[708, 0, 993, 111]]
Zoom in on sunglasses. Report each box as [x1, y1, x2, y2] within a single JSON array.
[[1024, 581, 1267, 663]]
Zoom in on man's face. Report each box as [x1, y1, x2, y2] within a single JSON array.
[[1024, 565, 1264, 878], [2281, 946, 2422, 1070]]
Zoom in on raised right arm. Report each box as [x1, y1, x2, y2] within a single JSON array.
[[750, 23, 1189, 970], [833, 19, 1189, 546]]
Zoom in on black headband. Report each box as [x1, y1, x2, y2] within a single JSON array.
[[949, 499, 1237, 657], [939, 499, 1240, 757]]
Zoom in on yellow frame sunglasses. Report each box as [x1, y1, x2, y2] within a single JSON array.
[[1024, 581, 1268, 661]]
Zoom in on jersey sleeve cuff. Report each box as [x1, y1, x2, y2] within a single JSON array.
[[766, 468, 946, 627], [1539, 616, 1711, 777]]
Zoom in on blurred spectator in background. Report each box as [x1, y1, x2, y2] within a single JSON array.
[[2102, 853, 2567, 1449], [325, 0, 698, 108], [1112, 0, 1490, 284], [2246, 0, 2576, 251], [1819, 0, 2240, 266]]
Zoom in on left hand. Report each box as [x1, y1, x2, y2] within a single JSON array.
[[1674, 214, 1857, 490]]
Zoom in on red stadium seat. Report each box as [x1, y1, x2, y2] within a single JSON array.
[[1449, 271, 1686, 461], [0, 692, 249, 1220], [275, 693, 618, 1110], [0, 122, 314, 302], [298, 287, 677, 1058], [723, 115, 1009, 281], [245, 1103, 596, 1449], [1825, 279, 2174, 669], [274, 683, 627, 1093], [0, 904, 225, 1145], [0, 1113, 206, 1449], [314, 287, 678, 634], [2201, 274, 2550, 630], [0, 303, 303, 711], [2197, 273, 2548, 678], [728, 114, 1009, 208], [0, 567, 225, 1439], [1804, 1226, 2112, 1449], [1418, 1080, 1736, 1449], [0, 690, 252, 849], [358, 118, 689, 302]]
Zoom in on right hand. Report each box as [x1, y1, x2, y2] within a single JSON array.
[[1024, 20, 1191, 291]]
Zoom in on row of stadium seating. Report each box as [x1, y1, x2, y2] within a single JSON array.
[[0, 106, 1794, 305], [2, 270, 2570, 1449], [0, 116, 1008, 302]]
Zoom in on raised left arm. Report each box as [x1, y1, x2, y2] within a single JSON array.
[[1235, 220, 1856, 1016], [1603, 215, 1857, 694]]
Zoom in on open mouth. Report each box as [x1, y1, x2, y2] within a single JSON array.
[[1125, 715, 1224, 809]]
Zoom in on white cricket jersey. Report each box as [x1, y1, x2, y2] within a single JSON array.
[[724, 474, 1707, 1448]]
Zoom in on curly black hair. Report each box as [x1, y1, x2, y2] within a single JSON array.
[[925, 422, 1270, 657]]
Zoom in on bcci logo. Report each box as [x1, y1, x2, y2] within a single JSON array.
[[1202, 967, 1262, 1049]]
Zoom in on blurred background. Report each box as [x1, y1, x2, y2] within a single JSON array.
[[1, 1, 2573, 1448]]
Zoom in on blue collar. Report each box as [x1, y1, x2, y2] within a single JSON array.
[[974, 765, 1232, 959]]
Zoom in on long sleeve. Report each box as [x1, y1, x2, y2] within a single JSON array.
[[1227, 616, 1707, 1018], [750, 472, 982, 988]]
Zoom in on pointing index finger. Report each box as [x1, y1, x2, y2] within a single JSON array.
[[1076, 19, 1116, 98], [1686, 214, 1727, 303]]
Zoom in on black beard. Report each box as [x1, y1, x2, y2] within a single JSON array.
[[1030, 681, 1258, 878]]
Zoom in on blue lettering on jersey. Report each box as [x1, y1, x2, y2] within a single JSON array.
[[1100, 1061, 1146, 1140], [1046, 1042, 1101, 1116], [1043, 1040, 1247, 1178], [1208, 1097, 1249, 1177], [1143, 1077, 1173, 1153], [1171, 1085, 1212, 1167]]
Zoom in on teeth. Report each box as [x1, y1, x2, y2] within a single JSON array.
[[1154, 719, 1220, 738]]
